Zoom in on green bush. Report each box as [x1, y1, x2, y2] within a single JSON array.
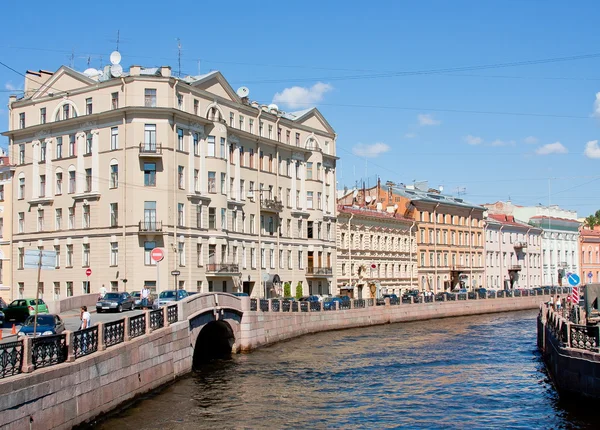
[[295, 281, 303, 299], [283, 282, 291, 298]]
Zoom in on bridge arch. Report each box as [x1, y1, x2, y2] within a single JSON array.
[[189, 308, 242, 368]]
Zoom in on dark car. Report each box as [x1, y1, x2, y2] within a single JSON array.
[[3, 299, 49, 323], [18, 314, 65, 337], [299, 295, 320, 302], [232, 292, 249, 297], [323, 297, 344, 310], [96, 292, 135, 313], [383, 294, 399, 300]]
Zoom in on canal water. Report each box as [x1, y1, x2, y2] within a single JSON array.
[[95, 310, 596, 429]]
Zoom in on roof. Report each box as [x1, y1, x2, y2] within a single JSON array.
[[487, 214, 541, 230], [337, 205, 413, 223], [281, 108, 313, 120], [581, 228, 600, 238], [392, 187, 485, 211], [529, 215, 580, 223]]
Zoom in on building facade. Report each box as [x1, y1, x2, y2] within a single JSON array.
[[0, 150, 14, 301], [484, 201, 580, 286], [4, 62, 337, 301], [580, 226, 600, 284], [336, 205, 417, 298], [484, 214, 542, 290]]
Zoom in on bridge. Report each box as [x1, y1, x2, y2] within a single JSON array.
[[0, 288, 565, 429]]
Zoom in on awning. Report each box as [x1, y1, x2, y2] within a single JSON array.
[[340, 285, 355, 290]]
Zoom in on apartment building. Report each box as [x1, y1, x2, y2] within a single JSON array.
[[580, 227, 600, 284], [484, 201, 580, 286], [4, 60, 337, 301], [0, 150, 14, 300], [336, 204, 417, 298], [484, 214, 542, 290]]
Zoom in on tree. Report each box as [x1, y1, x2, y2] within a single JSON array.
[[283, 282, 291, 298], [584, 215, 598, 229], [295, 281, 303, 299]]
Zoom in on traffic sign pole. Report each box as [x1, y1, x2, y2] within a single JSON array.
[[33, 250, 43, 337]]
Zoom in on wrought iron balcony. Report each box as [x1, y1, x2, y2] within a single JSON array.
[[451, 265, 468, 271], [514, 241, 528, 249], [138, 220, 163, 234], [206, 263, 241, 274], [306, 267, 333, 276], [260, 198, 284, 213], [138, 143, 163, 157], [508, 265, 522, 271]]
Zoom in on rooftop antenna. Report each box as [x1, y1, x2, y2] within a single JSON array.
[[455, 187, 467, 197], [70, 49, 75, 69], [116, 30, 120, 52], [177, 38, 182, 77]]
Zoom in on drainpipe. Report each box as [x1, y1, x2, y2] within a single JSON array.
[[409, 220, 416, 291], [433, 203, 439, 294], [348, 213, 354, 293], [525, 227, 532, 289]]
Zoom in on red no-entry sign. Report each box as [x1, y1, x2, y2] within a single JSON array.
[[85, 268, 92, 277], [151, 248, 165, 262]]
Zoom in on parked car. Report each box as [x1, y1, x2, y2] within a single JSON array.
[[232, 292, 249, 297], [323, 297, 344, 310], [96, 292, 135, 313], [155, 290, 189, 307], [0, 309, 4, 326], [383, 294, 399, 301], [18, 314, 65, 337], [2, 299, 49, 323], [299, 295, 320, 302], [131, 291, 155, 309]]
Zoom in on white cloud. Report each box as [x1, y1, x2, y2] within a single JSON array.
[[593, 92, 600, 118], [584, 140, 600, 159], [464, 135, 483, 145], [417, 113, 441, 126], [524, 136, 538, 144], [490, 139, 516, 147], [404, 133, 417, 139], [272, 82, 332, 109], [535, 142, 568, 155], [4, 82, 19, 91], [352, 142, 391, 158]]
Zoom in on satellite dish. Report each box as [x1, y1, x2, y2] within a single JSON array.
[[236, 86, 250, 98], [83, 68, 100, 77], [365, 196, 372, 203], [268, 103, 279, 111], [110, 51, 122, 65], [110, 64, 123, 77], [352, 189, 358, 198], [439, 185, 444, 193]]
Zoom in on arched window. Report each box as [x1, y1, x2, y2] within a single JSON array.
[[52, 101, 79, 122], [109, 159, 119, 189]]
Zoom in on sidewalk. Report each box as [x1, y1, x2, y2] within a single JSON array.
[[60, 308, 97, 318]]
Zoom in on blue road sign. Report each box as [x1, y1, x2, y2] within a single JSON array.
[[589, 272, 594, 279], [567, 273, 581, 287]]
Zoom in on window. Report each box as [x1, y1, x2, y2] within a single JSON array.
[[307, 162, 313, 180], [19, 144, 25, 164], [110, 242, 118, 266], [18, 177, 25, 199], [143, 201, 157, 230], [268, 125, 273, 139], [240, 179, 246, 200], [249, 149, 254, 168], [295, 133, 300, 146], [17, 212, 25, 233], [193, 133, 199, 155], [111, 92, 119, 109], [85, 132, 92, 155], [85, 168, 92, 192], [54, 245, 60, 269], [194, 169, 199, 192], [110, 127, 118, 150], [69, 135, 76, 157], [40, 107, 46, 124], [40, 141, 46, 162], [196, 204, 202, 228], [230, 178, 234, 197], [177, 128, 184, 151], [144, 162, 156, 186], [63, 104, 70, 120], [196, 243, 203, 266], [317, 192, 322, 210], [220, 137, 226, 158], [178, 166, 185, 189], [208, 172, 216, 193], [144, 124, 156, 151], [68, 171, 75, 194], [39, 175, 46, 197], [110, 203, 118, 227], [230, 112, 235, 127], [83, 205, 90, 228], [177, 93, 183, 109], [82, 244, 90, 267], [298, 250, 304, 269], [193, 99, 199, 115], [86, 98, 93, 115], [145, 89, 157, 107], [307, 221, 314, 239], [277, 127, 282, 142], [207, 136, 215, 156], [261, 248, 266, 269], [296, 191, 301, 208], [220, 172, 226, 194], [19, 112, 25, 129], [208, 207, 216, 229], [144, 241, 157, 265], [307, 191, 314, 209], [56, 137, 62, 159], [221, 208, 227, 229], [229, 144, 234, 164], [18, 248, 24, 270], [55, 209, 62, 230], [259, 121, 264, 136], [239, 115, 244, 129], [250, 214, 255, 234], [286, 189, 291, 207], [178, 242, 185, 266], [178, 203, 184, 226], [66, 282, 73, 297], [68, 207, 75, 229], [110, 164, 118, 188], [37, 209, 44, 231]]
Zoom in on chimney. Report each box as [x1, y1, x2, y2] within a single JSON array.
[[160, 66, 171, 77], [129, 65, 141, 76]]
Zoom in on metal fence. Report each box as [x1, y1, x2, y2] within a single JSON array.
[[149, 308, 164, 330], [129, 313, 146, 339], [271, 300, 280, 312], [73, 326, 98, 358], [167, 305, 178, 324], [0, 340, 23, 379], [250, 298, 257, 311], [104, 319, 125, 348], [32, 334, 67, 369]]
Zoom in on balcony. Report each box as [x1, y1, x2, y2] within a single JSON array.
[[306, 267, 333, 277], [451, 265, 468, 272], [508, 265, 522, 271], [514, 242, 527, 249], [560, 261, 568, 268], [138, 220, 163, 236], [206, 263, 241, 275], [260, 198, 284, 213], [138, 143, 163, 158]]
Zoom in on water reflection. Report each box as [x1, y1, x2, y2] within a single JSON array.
[[95, 310, 597, 429]]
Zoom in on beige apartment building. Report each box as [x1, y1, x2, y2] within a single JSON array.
[[4, 60, 337, 301], [336, 204, 417, 298], [0, 150, 14, 301]]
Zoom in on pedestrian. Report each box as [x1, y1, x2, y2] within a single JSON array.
[[80, 306, 91, 330], [556, 295, 561, 311], [548, 295, 554, 309], [141, 285, 150, 309], [99, 284, 107, 300]]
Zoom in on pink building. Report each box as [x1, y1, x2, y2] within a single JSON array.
[[580, 227, 600, 284]]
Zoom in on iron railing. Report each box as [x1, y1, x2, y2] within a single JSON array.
[[32, 334, 67, 369], [167, 305, 178, 323], [570, 325, 599, 352], [73, 326, 98, 358], [292, 301, 299, 312], [271, 300, 280, 312], [206, 263, 240, 273], [139, 142, 162, 155], [306, 267, 333, 276], [150, 308, 164, 330], [353, 299, 365, 308], [129, 313, 146, 339], [250, 298, 257, 311], [104, 319, 125, 348], [300, 302, 309, 312], [282, 300, 291, 312], [0, 340, 23, 378], [309, 301, 321, 311], [259, 299, 269, 312], [139, 220, 163, 233]]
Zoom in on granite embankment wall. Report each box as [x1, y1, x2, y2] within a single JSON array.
[[240, 295, 546, 351], [0, 321, 191, 430]]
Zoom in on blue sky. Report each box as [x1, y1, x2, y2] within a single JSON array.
[[1, 0, 600, 216]]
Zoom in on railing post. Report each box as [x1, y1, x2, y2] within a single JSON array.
[[21, 336, 34, 373], [123, 316, 131, 341], [65, 330, 75, 362], [163, 308, 169, 327], [384, 297, 390, 307], [349, 299, 354, 309], [268, 299, 273, 312], [279, 300, 283, 313], [410, 297, 414, 304], [97, 322, 106, 351], [320, 301, 324, 312], [335, 301, 340, 311]]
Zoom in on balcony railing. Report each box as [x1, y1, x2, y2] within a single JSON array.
[[139, 143, 163, 156], [306, 267, 333, 276], [260, 198, 284, 213], [508, 265, 522, 271], [138, 220, 163, 233], [451, 265, 468, 271], [206, 263, 240, 274], [514, 241, 528, 249]]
